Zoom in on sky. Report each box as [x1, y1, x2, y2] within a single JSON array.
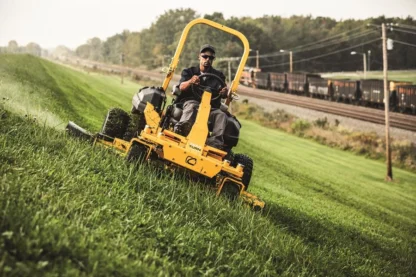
[[1, 0, 415, 49]]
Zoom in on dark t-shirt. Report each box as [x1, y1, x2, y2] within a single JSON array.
[[178, 66, 226, 109]]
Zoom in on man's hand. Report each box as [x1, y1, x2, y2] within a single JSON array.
[[189, 75, 200, 85], [179, 75, 200, 92], [219, 86, 228, 98]]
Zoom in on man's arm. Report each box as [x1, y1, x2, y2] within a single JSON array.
[[179, 75, 200, 92], [179, 68, 199, 92]]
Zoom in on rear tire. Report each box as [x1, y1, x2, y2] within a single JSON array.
[[101, 108, 130, 138], [126, 143, 148, 164], [220, 181, 240, 201], [232, 154, 253, 190]]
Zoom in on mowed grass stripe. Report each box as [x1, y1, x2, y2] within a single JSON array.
[[235, 120, 415, 269], [0, 54, 140, 130], [238, 119, 415, 220]]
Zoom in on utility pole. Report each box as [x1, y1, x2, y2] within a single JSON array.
[[290, 51, 293, 73], [256, 50, 259, 69], [367, 50, 371, 71], [382, 23, 393, 181], [280, 49, 285, 72], [351, 51, 367, 79], [120, 53, 124, 84], [363, 53, 367, 79]]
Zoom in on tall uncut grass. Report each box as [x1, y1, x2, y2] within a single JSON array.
[[1, 54, 415, 276]]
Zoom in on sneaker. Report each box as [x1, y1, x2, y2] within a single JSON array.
[[174, 122, 192, 136], [173, 124, 183, 135]]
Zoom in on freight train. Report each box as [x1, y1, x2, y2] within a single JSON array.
[[240, 69, 416, 114]]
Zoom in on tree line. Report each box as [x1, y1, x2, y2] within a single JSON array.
[[1, 40, 45, 57], [2, 9, 415, 74]]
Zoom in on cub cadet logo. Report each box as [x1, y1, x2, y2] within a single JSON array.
[[186, 156, 197, 166], [189, 143, 202, 152]]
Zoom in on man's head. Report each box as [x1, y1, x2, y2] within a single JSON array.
[[199, 44, 216, 71]]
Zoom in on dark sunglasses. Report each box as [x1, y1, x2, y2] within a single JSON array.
[[201, 54, 215, 61]]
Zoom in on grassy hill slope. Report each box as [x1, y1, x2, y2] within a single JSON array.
[[1, 54, 415, 276], [0, 54, 139, 130]]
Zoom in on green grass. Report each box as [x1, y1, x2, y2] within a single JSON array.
[[321, 70, 416, 83], [0, 54, 139, 131], [1, 54, 415, 276]]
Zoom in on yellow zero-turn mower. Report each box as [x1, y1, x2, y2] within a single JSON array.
[[66, 18, 265, 210]]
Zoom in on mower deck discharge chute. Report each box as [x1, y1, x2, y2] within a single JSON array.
[[66, 18, 265, 210]]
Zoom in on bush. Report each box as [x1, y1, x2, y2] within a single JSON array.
[[291, 119, 311, 135], [349, 132, 380, 148], [392, 141, 416, 171], [314, 117, 329, 129]]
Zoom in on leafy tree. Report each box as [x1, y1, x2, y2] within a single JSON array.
[[26, 42, 42, 56], [87, 37, 102, 61], [75, 44, 92, 59], [123, 32, 141, 66], [8, 40, 19, 53], [52, 45, 73, 59], [102, 32, 128, 64], [70, 10, 416, 72]]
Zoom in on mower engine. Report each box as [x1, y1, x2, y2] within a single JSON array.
[[131, 86, 166, 114]]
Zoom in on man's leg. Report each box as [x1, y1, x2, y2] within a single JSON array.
[[206, 109, 227, 149], [174, 100, 199, 136]]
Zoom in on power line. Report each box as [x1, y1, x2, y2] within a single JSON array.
[[246, 29, 378, 61], [389, 27, 416, 36], [189, 24, 379, 64], [393, 39, 416, 48], [291, 25, 368, 51], [240, 24, 376, 61], [216, 27, 381, 69], [389, 23, 416, 30], [261, 37, 381, 68], [291, 30, 378, 54]]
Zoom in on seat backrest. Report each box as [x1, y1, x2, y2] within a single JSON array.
[[169, 103, 183, 125]]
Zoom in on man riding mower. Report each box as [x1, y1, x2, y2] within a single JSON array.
[[66, 18, 265, 210]]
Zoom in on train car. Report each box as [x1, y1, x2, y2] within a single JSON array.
[[237, 66, 415, 115], [360, 79, 385, 106], [308, 77, 331, 99], [240, 67, 254, 87], [330, 79, 360, 103], [286, 73, 308, 94], [389, 81, 413, 109], [396, 85, 416, 114], [269, 72, 286, 92], [286, 73, 321, 95], [254, 71, 270, 89], [240, 67, 261, 88], [360, 79, 412, 108]]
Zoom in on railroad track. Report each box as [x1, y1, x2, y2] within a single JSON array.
[[238, 86, 416, 132]]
